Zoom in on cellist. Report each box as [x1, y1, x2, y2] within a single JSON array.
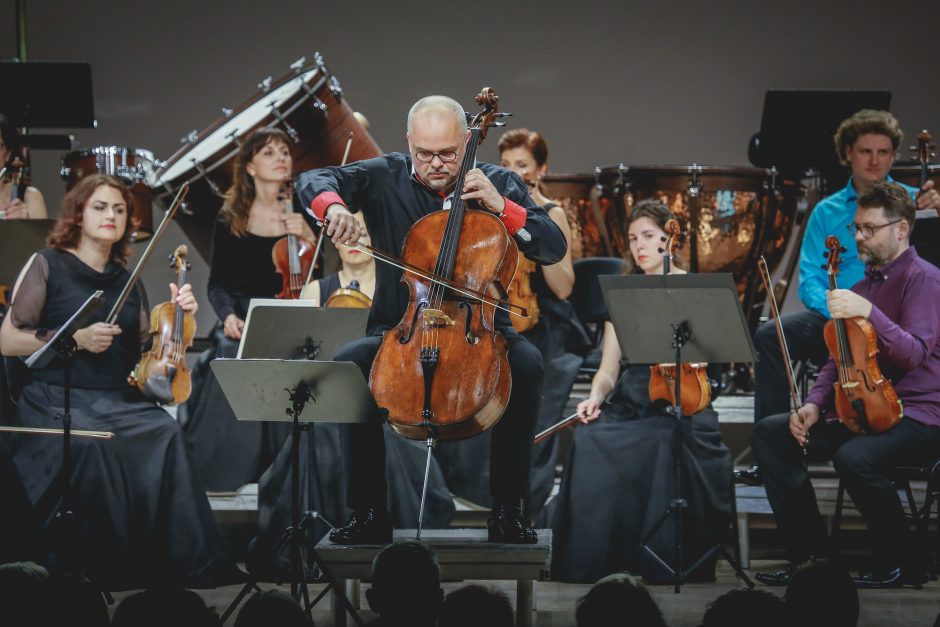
[[752, 180, 940, 589], [296, 95, 566, 544]]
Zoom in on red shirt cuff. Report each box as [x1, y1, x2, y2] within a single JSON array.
[[499, 198, 527, 235], [310, 191, 346, 222]]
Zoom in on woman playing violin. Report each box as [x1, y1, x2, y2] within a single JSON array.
[[0, 174, 238, 587], [551, 199, 733, 584], [0, 114, 47, 220], [181, 127, 318, 492], [752, 180, 940, 589]]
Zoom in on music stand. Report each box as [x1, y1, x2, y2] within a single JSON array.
[[0, 220, 55, 292], [211, 359, 371, 626], [748, 89, 891, 170], [23, 291, 105, 575], [237, 299, 369, 360], [600, 273, 755, 592]]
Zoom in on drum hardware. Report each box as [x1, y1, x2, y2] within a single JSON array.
[[269, 105, 300, 142], [225, 129, 242, 148], [258, 76, 273, 92], [590, 166, 614, 256], [192, 161, 223, 196], [289, 57, 306, 73], [181, 130, 198, 145], [329, 76, 344, 100]]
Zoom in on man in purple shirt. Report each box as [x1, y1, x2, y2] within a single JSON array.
[[752, 180, 940, 589]]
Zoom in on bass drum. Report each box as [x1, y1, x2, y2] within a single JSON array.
[[152, 53, 382, 259], [542, 165, 800, 331], [60, 146, 158, 241]]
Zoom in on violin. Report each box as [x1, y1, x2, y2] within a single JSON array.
[[325, 279, 372, 308], [647, 219, 711, 415], [129, 245, 197, 404], [822, 236, 902, 434], [369, 87, 516, 441], [272, 182, 317, 299], [507, 256, 539, 333]]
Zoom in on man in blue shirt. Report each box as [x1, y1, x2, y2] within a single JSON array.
[[751, 110, 939, 427]]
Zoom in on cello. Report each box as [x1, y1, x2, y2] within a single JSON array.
[[369, 88, 517, 441], [822, 235, 902, 434], [648, 219, 711, 415]]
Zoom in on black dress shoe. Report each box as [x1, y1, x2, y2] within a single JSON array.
[[488, 505, 538, 544], [733, 465, 763, 486], [755, 556, 818, 587], [854, 567, 928, 589], [328, 509, 393, 545]]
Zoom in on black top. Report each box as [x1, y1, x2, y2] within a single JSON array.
[[295, 152, 567, 334], [206, 219, 283, 321], [7, 248, 147, 389], [316, 273, 341, 301]]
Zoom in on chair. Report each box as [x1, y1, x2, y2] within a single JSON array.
[[832, 459, 940, 577], [569, 257, 625, 376]]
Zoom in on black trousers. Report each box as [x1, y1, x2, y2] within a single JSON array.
[[751, 413, 940, 568], [753, 310, 829, 422], [335, 330, 543, 511]]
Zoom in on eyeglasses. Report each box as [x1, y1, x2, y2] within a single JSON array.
[[846, 219, 902, 238], [413, 150, 459, 164]]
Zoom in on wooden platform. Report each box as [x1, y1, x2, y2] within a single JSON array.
[[314, 528, 551, 627]]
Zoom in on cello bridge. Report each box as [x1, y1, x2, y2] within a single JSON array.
[[423, 308, 456, 329]]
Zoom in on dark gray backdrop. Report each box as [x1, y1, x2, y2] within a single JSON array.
[[3, 0, 937, 330]]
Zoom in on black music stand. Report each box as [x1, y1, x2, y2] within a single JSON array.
[[23, 290, 105, 574], [237, 299, 369, 360], [0, 220, 55, 291], [211, 358, 372, 626], [748, 89, 891, 170], [600, 274, 755, 592]]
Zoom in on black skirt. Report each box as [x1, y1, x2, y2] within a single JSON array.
[[550, 366, 732, 584], [10, 380, 241, 589]]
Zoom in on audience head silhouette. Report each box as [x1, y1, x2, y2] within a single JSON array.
[[576, 573, 668, 627], [785, 560, 859, 627], [440, 584, 513, 627], [366, 540, 442, 626]]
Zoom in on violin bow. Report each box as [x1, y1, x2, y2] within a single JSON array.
[[106, 184, 189, 324], [304, 131, 355, 288]]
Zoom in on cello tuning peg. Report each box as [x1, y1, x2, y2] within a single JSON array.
[[492, 122, 506, 128], [840, 246, 847, 253], [493, 112, 513, 118]]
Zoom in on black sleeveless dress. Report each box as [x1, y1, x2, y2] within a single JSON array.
[[4, 249, 240, 589], [550, 364, 732, 583]]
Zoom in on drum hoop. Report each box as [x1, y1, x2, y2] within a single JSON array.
[[154, 67, 330, 190]]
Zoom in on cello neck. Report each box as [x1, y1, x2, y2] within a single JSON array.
[[436, 128, 483, 281]]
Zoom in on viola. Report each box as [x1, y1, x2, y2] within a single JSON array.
[[647, 218, 711, 415], [822, 236, 902, 434], [272, 182, 317, 299], [369, 87, 516, 441], [325, 279, 372, 308], [129, 245, 197, 404], [507, 256, 539, 333]]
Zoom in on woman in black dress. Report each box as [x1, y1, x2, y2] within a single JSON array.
[[180, 127, 318, 491], [551, 199, 733, 584], [0, 174, 238, 588]]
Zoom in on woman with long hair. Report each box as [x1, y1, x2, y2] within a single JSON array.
[[0, 174, 239, 588], [550, 199, 733, 584], [180, 127, 317, 491]]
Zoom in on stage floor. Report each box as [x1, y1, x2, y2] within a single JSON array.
[[105, 560, 940, 627]]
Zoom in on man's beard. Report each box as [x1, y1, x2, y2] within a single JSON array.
[[858, 245, 885, 267]]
